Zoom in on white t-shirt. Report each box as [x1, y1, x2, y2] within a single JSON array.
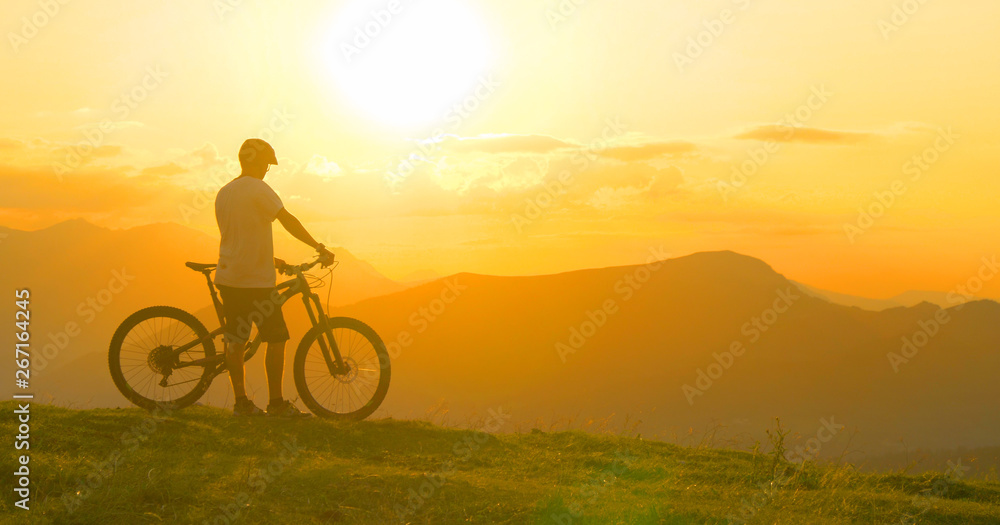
[[214, 176, 283, 288]]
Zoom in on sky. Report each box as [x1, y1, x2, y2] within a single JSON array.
[[1, 0, 999, 297]]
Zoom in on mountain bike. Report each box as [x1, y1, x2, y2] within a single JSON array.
[[107, 252, 391, 420]]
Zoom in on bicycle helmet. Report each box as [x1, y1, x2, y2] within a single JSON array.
[[238, 138, 278, 166]]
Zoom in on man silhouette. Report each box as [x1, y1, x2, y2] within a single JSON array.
[[215, 138, 334, 417]]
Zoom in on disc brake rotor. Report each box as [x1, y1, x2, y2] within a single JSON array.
[[334, 356, 359, 383]]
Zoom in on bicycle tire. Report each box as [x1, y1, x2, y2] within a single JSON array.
[[108, 306, 217, 411], [293, 317, 391, 420]]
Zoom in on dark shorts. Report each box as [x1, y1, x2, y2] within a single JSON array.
[[217, 285, 289, 345]]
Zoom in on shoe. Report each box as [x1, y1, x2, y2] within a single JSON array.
[[266, 399, 311, 418], [234, 398, 265, 416]]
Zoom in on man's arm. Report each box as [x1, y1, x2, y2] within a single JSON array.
[[276, 208, 335, 262], [276, 208, 320, 247]]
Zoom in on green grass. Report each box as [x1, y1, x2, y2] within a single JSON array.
[[1, 401, 998, 524]]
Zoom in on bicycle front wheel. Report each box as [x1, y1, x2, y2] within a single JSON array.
[[108, 306, 217, 411], [293, 317, 390, 420]]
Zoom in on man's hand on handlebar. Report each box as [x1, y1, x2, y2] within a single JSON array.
[[272, 250, 334, 276], [317, 246, 335, 267], [274, 257, 294, 275]]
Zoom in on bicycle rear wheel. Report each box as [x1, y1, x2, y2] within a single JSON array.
[[293, 317, 390, 420], [108, 306, 217, 411]]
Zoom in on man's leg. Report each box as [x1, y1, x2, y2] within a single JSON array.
[[226, 341, 249, 399], [264, 340, 286, 404], [263, 339, 306, 417], [218, 284, 253, 403], [258, 289, 304, 416]]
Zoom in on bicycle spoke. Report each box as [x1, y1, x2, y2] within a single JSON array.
[[115, 316, 213, 404], [299, 324, 387, 415]]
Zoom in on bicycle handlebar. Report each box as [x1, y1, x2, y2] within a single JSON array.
[[277, 251, 335, 276]]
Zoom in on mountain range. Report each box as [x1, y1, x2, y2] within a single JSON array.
[[2, 220, 998, 464]]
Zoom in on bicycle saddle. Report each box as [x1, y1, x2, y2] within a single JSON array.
[[185, 262, 217, 272]]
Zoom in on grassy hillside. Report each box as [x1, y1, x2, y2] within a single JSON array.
[[2, 402, 999, 524]]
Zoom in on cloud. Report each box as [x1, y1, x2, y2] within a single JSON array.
[[303, 155, 343, 179], [190, 143, 221, 164], [587, 166, 684, 209], [440, 134, 573, 154], [0, 138, 25, 150], [598, 141, 698, 161], [588, 185, 647, 209], [734, 125, 873, 145], [142, 162, 187, 177], [0, 132, 708, 230], [0, 163, 189, 215], [92, 145, 123, 158], [655, 208, 847, 236]]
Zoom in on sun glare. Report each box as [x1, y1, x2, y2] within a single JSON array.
[[325, 0, 494, 128]]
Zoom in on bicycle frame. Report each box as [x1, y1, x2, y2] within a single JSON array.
[[168, 260, 347, 380]]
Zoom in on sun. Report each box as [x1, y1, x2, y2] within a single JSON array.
[[325, 0, 495, 128]]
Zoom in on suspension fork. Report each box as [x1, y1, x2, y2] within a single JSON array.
[[300, 289, 347, 375]]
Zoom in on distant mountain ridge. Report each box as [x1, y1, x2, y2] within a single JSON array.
[[330, 250, 1000, 456], [4, 220, 998, 460], [794, 282, 993, 311]]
